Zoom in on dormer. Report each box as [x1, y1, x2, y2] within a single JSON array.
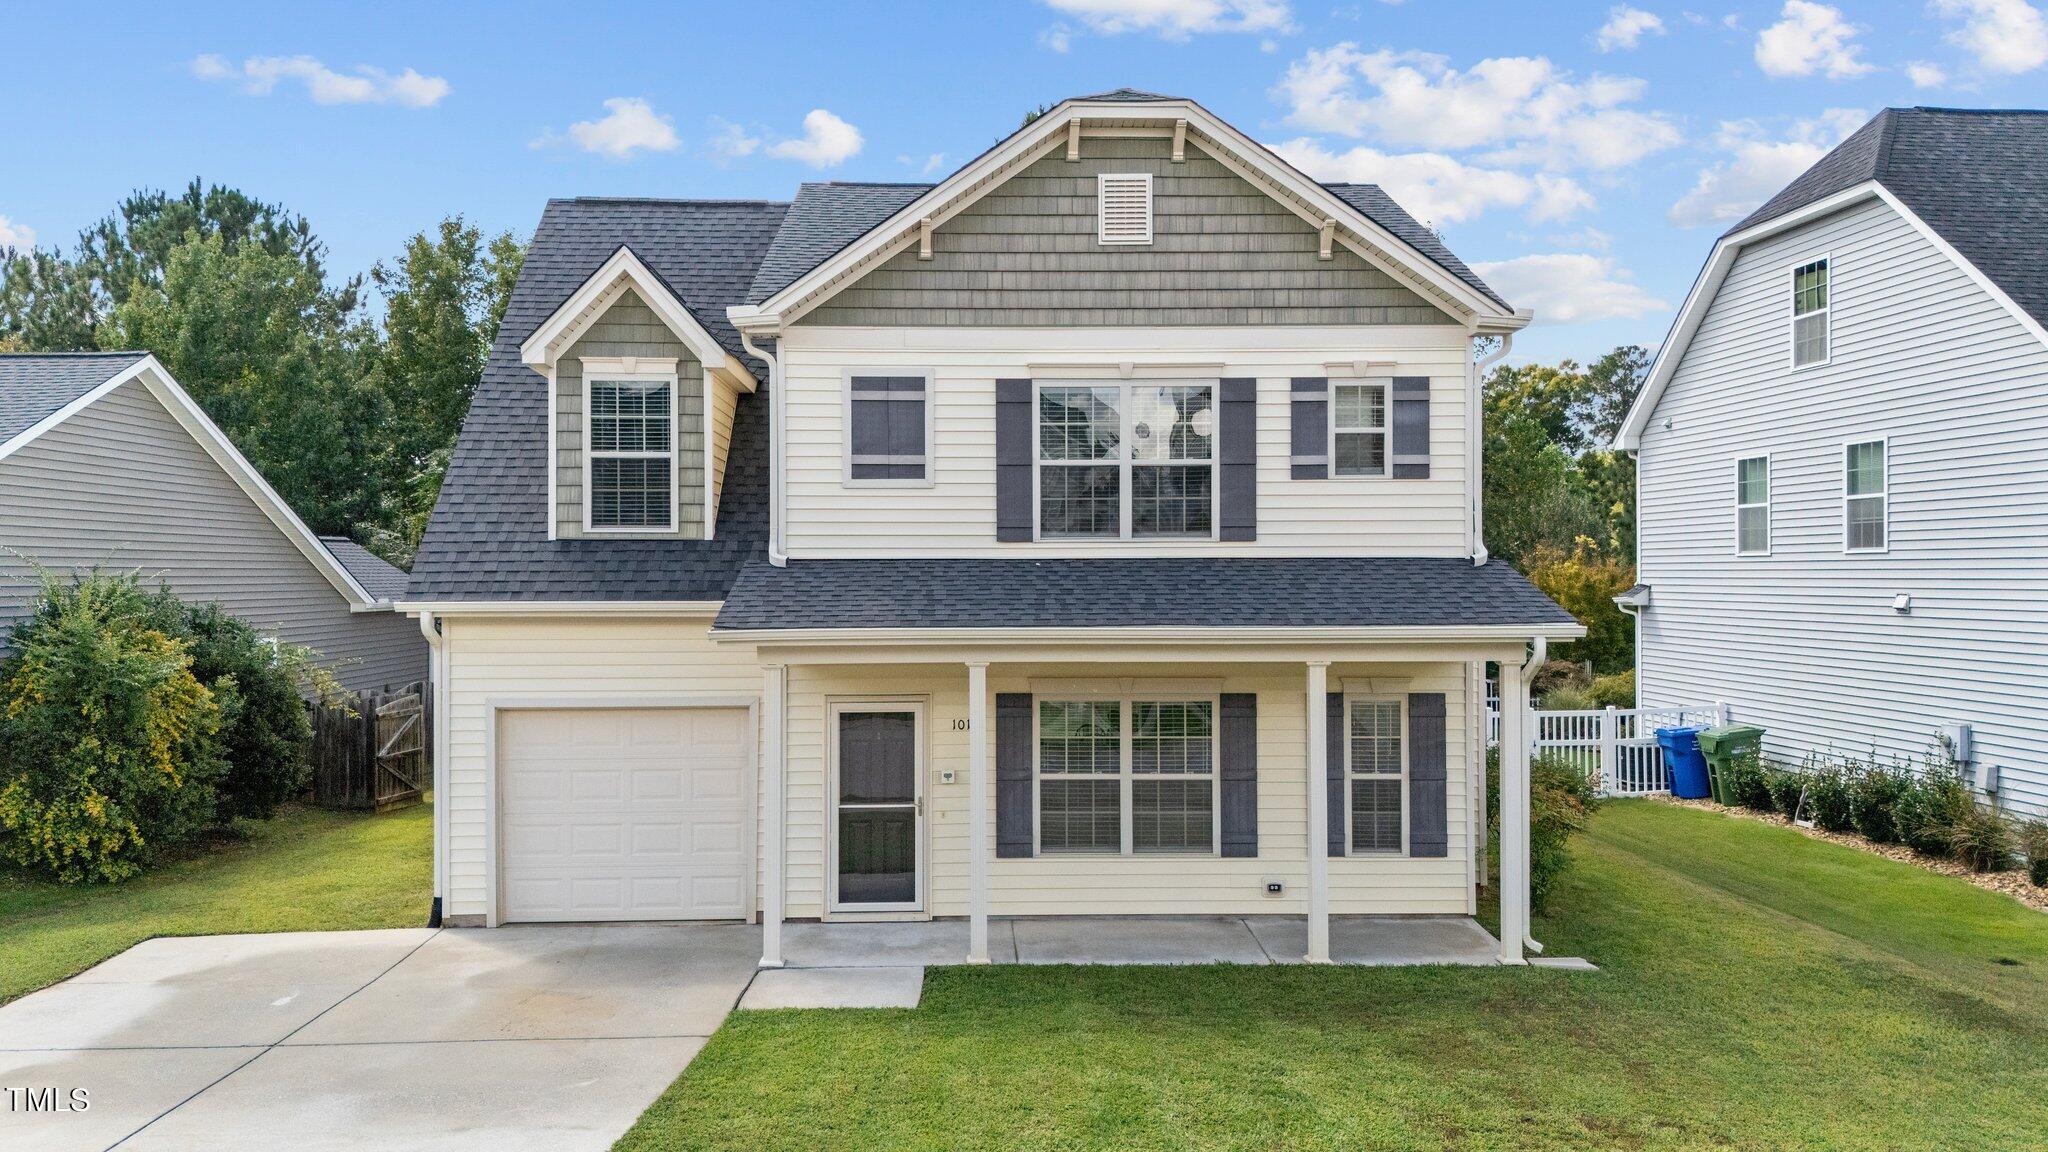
[[521, 245, 758, 540]]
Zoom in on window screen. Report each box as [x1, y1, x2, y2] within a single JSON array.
[[1736, 456, 1770, 554], [1845, 440, 1886, 551], [1792, 259, 1829, 367]]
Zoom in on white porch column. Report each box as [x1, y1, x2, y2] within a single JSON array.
[[966, 661, 991, 963], [1304, 660, 1332, 964], [1497, 657, 1530, 965], [760, 662, 787, 969]]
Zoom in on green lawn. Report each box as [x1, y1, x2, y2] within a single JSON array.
[[0, 801, 432, 1003], [617, 801, 2048, 1152]]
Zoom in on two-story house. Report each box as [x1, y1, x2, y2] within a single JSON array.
[[1617, 107, 2048, 821], [406, 91, 1579, 967]]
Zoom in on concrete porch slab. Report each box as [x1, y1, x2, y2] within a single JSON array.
[[781, 919, 1016, 967], [1529, 956, 1600, 971], [1011, 915, 1271, 965], [740, 966, 926, 1010], [1246, 915, 1501, 966]]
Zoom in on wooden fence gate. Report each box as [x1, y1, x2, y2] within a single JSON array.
[[311, 681, 432, 811]]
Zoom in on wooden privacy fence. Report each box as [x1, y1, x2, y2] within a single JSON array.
[[310, 681, 432, 811], [1488, 698, 1727, 797]]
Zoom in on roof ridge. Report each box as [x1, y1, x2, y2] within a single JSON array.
[[1872, 108, 1901, 181], [554, 196, 789, 208], [0, 350, 144, 358], [1901, 105, 2048, 115]]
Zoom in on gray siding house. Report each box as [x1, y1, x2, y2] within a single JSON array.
[[1618, 108, 2048, 820], [0, 352, 427, 693]]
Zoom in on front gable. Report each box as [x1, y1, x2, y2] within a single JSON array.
[[800, 135, 1456, 328]]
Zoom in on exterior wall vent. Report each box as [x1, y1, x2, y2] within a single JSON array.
[[1097, 173, 1153, 245]]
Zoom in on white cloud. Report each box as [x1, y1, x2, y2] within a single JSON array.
[[900, 152, 949, 176], [1470, 253, 1668, 323], [766, 109, 864, 168], [560, 98, 680, 159], [1934, 0, 2048, 74], [1667, 109, 1865, 227], [1906, 60, 1949, 87], [1274, 45, 1681, 170], [1596, 6, 1666, 51], [190, 53, 449, 107], [1040, 24, 1074, 51], [710, 120, 761, 160], [1041, 0, 1294, 39], [1753, 2, 1873, 78], [0, 215, 35, 249], [1273, 138, 1594, 225]]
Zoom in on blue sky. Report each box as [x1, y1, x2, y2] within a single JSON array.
[[5, 0, 2047, 363]]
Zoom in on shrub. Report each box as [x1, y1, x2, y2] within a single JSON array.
[[1487, 748, 1601, 913], [1803, 761, 1857, 833], [0, 574, 225, 882], [1539, 683, 1597, 711], [1943, 804, 2017, 873], [1587, 669, 1636, 709], [1530, 659, 1591, 701], [2017, 820, 2048, 888], [1848, 761, 1910, 844], [140, 594, 336, 821], [1727, 752, 1776, 812], [1894, 760, 1975, 858], [1765, 767, 1808, 818]]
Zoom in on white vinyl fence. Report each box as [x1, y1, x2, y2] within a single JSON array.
[[1488, 690, 1728, 797]]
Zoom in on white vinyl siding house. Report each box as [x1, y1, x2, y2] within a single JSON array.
[[1628, 173, 2048, 820]]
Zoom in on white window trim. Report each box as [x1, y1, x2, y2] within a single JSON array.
[[1329, 377, 1393, 480], [1734, 452, 1771, 557], [1842, 435, 1889, 554], [1342, 695, 1409, 857], [824, 698, 928, 916], [581, 363, 680, 535], [1031, 379, 1220, 542], [1030, 693, 1223, 858], [1789, 255, 1832, 371], [1096, 172, 1154, 246], [841, 368, 936, 489]]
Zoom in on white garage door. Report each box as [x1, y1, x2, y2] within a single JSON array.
[[498, 707, 751, 922]]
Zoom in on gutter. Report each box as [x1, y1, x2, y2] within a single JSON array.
[[738, 329, 787, 568], [1518, 633, 1548, 958], [418, 611, 448, 928], [1470, 331, 1514, 566]]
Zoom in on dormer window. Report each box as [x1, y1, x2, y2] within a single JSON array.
[[586, 368, 677, 531], [1097, 173, 1153, 245]]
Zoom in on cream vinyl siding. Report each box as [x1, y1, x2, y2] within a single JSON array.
[[778, 326, 1473, 558], [1637, 195, 2048, 819], [708, 373, 743, 522], [437, 615, 762, 920], [0, 379, 424, 693]]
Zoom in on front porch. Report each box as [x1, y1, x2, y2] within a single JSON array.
[[779, 914, 1506, 967]]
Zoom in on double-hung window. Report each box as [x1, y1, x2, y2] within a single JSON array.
[[1735, 455, 1770, 555], [1346, 698, 1406, 854], [1037, 382, 1215, 538], [1844, 439, 1887, 551], [1333, 381, 1388, 477], [587, 373, 675, 530], [846, 373, 931, 484], [1791, 258, 1829, 368], [1036, 697, 1217, 854]]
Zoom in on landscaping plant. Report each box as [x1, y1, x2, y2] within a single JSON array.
[[1848, 761, 1910, 844], [2018, 819, 2048, 888], [1727, 752, 1776, 812], [1487, 748, 1602, 912], [1942, 804, 2017, 874], [1802, 759, 1857, 833], [1894, 759, 1975, 858], [1765, 767, 1808, 818], [0, 573, 225, 882]]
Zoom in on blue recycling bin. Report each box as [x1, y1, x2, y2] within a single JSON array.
[[1656, 726, 1711, 799]]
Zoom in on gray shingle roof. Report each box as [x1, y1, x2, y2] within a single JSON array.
[[407, 199, 783, 601], [746, 181, 1504, 312], [712, 557, 1576, 632], [318, 536, 411, 602], [1728, 107, 2048, 328], [0, 352, 148, 444], [1078, 88, 1187, 103]]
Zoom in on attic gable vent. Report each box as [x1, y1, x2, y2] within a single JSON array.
[[1097, 173, 1153, 245]]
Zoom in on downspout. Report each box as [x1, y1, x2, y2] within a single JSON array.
[[418, 611, 447, 928], [1470, 332, 1513, 566], [1518, 633, 1547, 956], [739, 329, 787, 567]]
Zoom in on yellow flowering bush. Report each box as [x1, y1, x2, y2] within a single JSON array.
[[0, 574, 225, 882]]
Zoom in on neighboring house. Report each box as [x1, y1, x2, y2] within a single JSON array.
[[0, 352, 428, 694], [407, 91, 1579, 962], [1617, 107, 2048, 820]]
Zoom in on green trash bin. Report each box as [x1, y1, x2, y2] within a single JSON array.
[[1698, 723, 1766, 805]]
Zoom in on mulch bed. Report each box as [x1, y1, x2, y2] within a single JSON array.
[[1656, 795, 2048, 914]]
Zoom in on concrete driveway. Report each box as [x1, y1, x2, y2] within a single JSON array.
[[0, 924, 761, 1152]]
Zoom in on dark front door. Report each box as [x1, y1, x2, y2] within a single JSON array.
[[834, 705, 922, 910]]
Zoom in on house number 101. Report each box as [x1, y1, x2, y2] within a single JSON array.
[[951, 719, 970, 731]]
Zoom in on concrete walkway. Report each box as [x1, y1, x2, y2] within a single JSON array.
[[0, 924, 761, 1152]]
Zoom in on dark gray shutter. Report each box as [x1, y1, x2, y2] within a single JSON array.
[[996, 693, 1034, 857], [1218, 378, 1257, 541], [995, 379, 1033, 542], [1290, 377, 1328, 479], [1219, 692, 1258, 857], [849, 376, 928, 481], [1407, 693, 1448, 857], [1391, 376, 1430, 479], [1327, 691, 1345, 857]]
